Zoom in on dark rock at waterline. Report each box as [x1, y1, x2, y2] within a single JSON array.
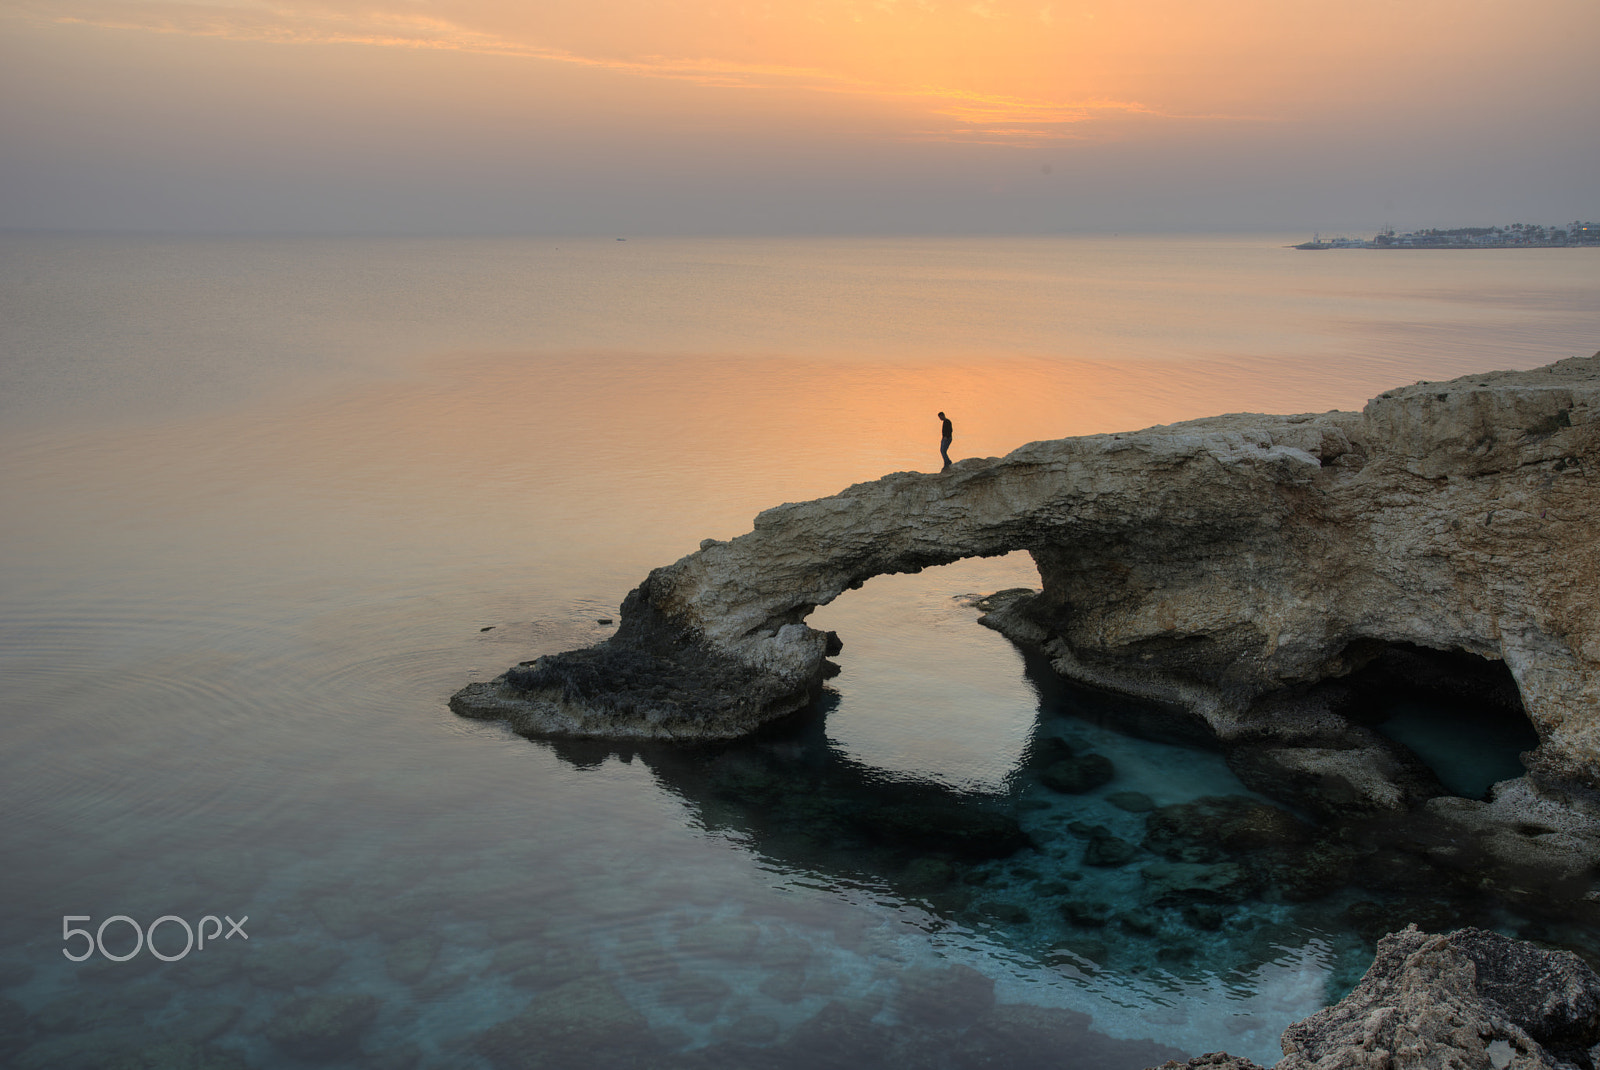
[[1041, 753, 1115, 793], [972, 588, 1038, 613], [1277, 926, 1600, 1070], [453, 605, 823, 742], [865, 803, 1031, 860], [263, 994, 379, 1061]]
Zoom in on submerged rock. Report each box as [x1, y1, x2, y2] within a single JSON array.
[[473, 977, 661, 1070], [866, 802, 1032, 860], [1144, 796, 1312, 862], [11, 1035, 249, 1070], [1140, 861, 1256, 905], [384, 933, 440, 986], [1083, 833, 1140, 867], [1108, 790, 1158, 812], [243, 942, 344, 990], [1060, 899, 1114, 928], [263, 994, 379, 1061], [1041, 753, 1116, 794]]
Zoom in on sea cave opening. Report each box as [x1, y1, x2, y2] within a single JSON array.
[[1338, 641, 1539, 800]]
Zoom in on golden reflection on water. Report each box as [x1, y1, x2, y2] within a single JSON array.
[[3, 341, 1568, 622]]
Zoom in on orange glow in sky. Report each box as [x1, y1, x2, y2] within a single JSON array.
[[1, 0, 1595, 231]]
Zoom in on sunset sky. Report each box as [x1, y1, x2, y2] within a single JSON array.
[[2, 0, 1595, 233]]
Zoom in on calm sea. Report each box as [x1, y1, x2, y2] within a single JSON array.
[[2, 232, 1596, 1068]]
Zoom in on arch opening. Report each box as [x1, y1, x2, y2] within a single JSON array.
[[805, 550, 1041, 793]]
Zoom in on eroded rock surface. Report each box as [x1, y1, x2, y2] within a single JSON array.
[[1153, 926, 1600, 1070], [454, 357, 1598, 836]]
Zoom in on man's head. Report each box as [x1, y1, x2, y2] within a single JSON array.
[[937, 412, 946, 420]]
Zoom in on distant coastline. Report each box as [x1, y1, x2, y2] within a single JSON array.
[[1294, 220, 1597, 249]]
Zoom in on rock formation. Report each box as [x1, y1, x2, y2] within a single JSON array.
[[1152, 925, 1600, 1070], [453, 355, 1600, 871]]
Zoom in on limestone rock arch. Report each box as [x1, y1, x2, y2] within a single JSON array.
[[452, 357, 1600, 804]]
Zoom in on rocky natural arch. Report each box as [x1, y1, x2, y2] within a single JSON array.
[[451, 354, 1600, 1065], [453, 357, 1600, 881], [455, 357, 1595, 781]]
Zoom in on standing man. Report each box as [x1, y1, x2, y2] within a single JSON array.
[[938, 411, 953, 471]]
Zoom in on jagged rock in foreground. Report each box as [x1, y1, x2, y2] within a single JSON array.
[[1151, 926, 1600, 1070]]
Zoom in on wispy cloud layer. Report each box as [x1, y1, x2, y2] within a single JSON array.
[[4, 0, 1224, 142], [4, 0, 1594, 232]]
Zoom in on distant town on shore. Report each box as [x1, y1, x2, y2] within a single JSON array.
[[1294, 220, 1597, 249]]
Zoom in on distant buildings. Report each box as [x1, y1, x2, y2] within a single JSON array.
[[1295, 221, 1598, 249]]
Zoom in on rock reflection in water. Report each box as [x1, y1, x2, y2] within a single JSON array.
[[533, 631, 1600, 1045]]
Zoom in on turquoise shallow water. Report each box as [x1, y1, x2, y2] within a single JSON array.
[[1, 233, 1597, 1068]]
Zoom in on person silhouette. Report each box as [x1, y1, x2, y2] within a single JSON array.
[[938, 412, 953, 470]]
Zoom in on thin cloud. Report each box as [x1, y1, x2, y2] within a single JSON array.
[[9, 0, 1259, 140]]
